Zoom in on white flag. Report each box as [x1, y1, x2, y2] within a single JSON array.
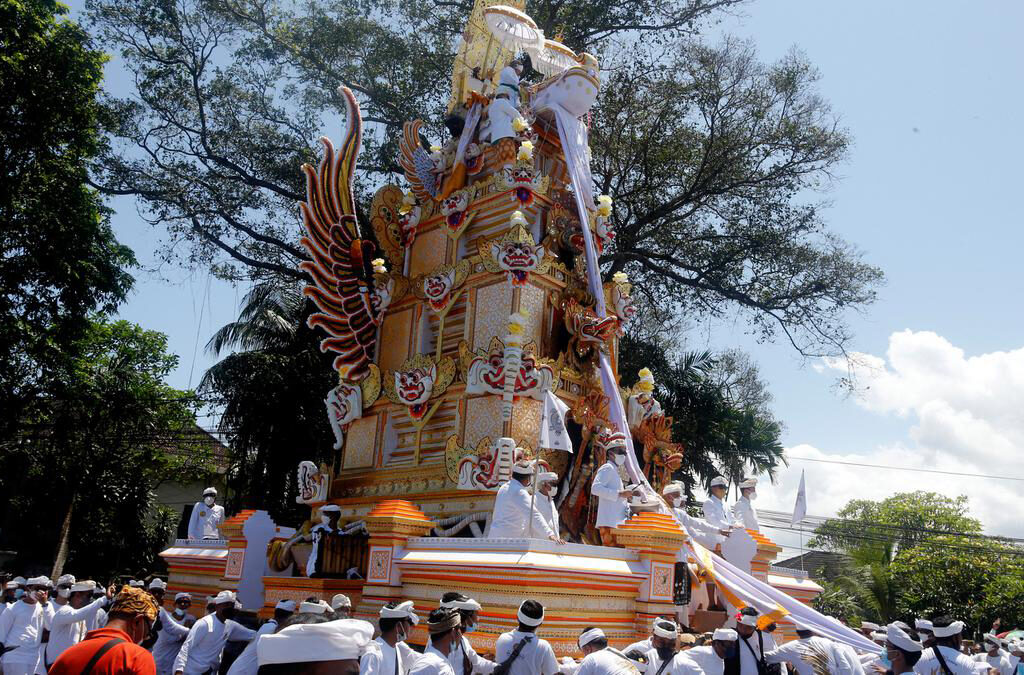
[[539, 390, 572, 452], [791, 469, 807, 526]]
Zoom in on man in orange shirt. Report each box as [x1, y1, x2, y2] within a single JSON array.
[[49, 586, 158, 675]]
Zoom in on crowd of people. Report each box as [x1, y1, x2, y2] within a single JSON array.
[[2, 573, 1021, 675]]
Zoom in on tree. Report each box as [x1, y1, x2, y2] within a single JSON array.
[[980, 574, 1024, 632], [617, 332, 785, 498], [810, 492, 1024, 631], [86, 0, 882, 358], [199, 281, 337, 522], [0, 0, 135, 436], [0, 319, 212, 579]]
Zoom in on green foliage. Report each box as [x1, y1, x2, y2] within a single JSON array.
[[618, 332, 785, 497], [812, 580, 862, 625], [981, 574, 1024, 630], [199, 282, 337, 524], [811, 492, 1024, 631], [0, 0, 136, 432], [0, 318, 211, 579], [86, 0, 882, 358]]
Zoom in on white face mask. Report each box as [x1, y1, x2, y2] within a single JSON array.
[[174, 608, 185, 616], [321, 515, 332, 526], [58, 589, 71, 599], [204, 496, 215, 506], [548, 487, 558, 498], [397, 627, 408, 642], [613, 454, 626, 466], [672, 497, 683, 507], [748, 492, 758, 501]]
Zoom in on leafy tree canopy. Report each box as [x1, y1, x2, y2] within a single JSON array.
[[0, 0, 136, 432], [86, 0, 882, 358], [0, 319, 213, 579]]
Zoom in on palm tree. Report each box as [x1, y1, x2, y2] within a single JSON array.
[[200, 281, 337, 521]]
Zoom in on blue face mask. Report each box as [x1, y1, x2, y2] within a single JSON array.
[[878, 649, 891, 669], [463, 622, 475, 634], [14, 589, 24, 600]]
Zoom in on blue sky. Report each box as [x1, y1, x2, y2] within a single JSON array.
[[75, 1, 1024, 543]]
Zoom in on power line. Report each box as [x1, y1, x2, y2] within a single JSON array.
[[784, 455, 1024, 483]]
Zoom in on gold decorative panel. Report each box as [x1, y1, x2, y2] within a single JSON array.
[[471, 282, 514, 351], [379, 308, 413, 374], [464, 395, 505, 447], [408, 228, 448, 277], [344, 414, 379, 469]]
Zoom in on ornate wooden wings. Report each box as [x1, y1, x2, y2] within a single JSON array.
[[298, 87, 379, 382]]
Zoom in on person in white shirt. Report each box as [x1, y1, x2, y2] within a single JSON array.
[[637, 617, 680, 674], [672, 627, 737, 675], [169, 592, 197, 630], [0, 576, 49, 675], [591, 432, 638, 547], [885, 623, 924, 675], [359, 600, 420, 675], [431, 592, 496, 674], [662, 482, 729, 550], [44, 580, 109, 667], [494, 600, 559, 675], [488, 461, 557, 541], [256, 616, 374, 674], [226, 600, 295, 675], [187, 487, 226, 540], [914, 619, 935, 649], [574, 627, 642, 675], [913, 618, 979, 675], [302, 504, 344, 578], [535, 472, 565, 544], [764, 628, 844, 675], [974, 635, 1016, 675], [153, 587, 201, 675], [89, 586, 109, 629], [702, 476, 738, 532], [409, 609, 459, 675], [731, 478, 759, 531], [173, 590, 257, 675], [734, 607, 786, 675]]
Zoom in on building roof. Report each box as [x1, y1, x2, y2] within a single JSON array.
[[774, 551, 851, 581]]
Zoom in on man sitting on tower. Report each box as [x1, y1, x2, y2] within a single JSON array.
[[590, 430, 639, 547]]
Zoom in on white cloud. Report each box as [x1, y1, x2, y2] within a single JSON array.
[[754, 330, 1024, 551]]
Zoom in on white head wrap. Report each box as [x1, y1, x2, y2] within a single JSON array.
[[148, 578, 167, 591], [662, 482, 684, 496], [175, 592, 191, 602], [26, 576, 49, 587], [5, 581, 18, 590], [70, 580, 97, 593], [737, 613, 759, 627], [257, 619, 374, 665], [738, 478, 757, 490], [931, 621, 965, 638], [886, 624, 922, 652], [441, 596, 482, 611], [57, 574, 76, 586], [13, 577, 26, 586], [861, 621, 880, 631], [914, 619, 933, 632], [517, 600, 544, 627], [709, 476, 728, 488], [713, 628, 738, 641], [331, 593, 352, 610], [128, 580, 144, 588], [322, 504, 342, 514], [213, 590, 236, 605], [299, 600, 331, 614], [380, 600, 417, 623], [652, 618, 678, 639], [203, 487, 217, 496], [870, 631, 887, 642], [511, 460, 537, 476], [578, 628, 606, 648], [984, 634, 1002, 648], [275, 599, 296, 612], [538, 471, 558, 484]]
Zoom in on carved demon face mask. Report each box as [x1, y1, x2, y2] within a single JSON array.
[[394, 364, 436, 406]]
